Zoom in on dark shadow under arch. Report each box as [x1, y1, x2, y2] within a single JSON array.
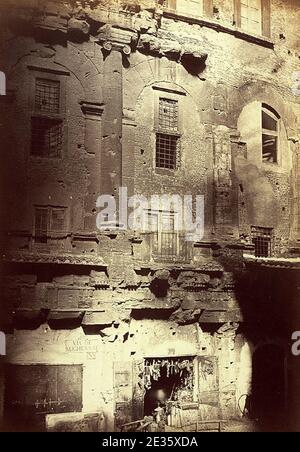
[[252, 344, 286, 430]]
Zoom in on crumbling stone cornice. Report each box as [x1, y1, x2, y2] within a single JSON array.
[[2, 0, 208, 73], [1, 251, 107, 267]]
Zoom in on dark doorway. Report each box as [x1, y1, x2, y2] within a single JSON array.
[[144, 366, 182, 416], [144, 362, 194, 417], [252, 344, 286, 429]]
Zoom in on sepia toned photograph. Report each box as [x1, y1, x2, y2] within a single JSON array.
[[0, 0, 299, 434]]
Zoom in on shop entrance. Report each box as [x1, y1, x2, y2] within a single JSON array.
[[143, 357, 195, 427]]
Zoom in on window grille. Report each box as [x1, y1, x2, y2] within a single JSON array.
[[251, 226, 273, 257], [159, 98, 179, 132], [156, 133, 178, 170], [31, 117, 62, 158], [35, 78, 60, 114]]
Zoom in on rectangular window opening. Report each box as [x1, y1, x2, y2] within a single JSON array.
[[156, 133, 178, 170], [251, 226, 273, 257], [240, 0, 262, 35], [31, 117, 63, 158], [159, 98, 179, 132], [262, 134, 277, 163], [35, 207, 66, 243], [35, 208, 49, 244], [35, 78, 60, 114]]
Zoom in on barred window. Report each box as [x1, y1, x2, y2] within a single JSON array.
[[251, 226, 273, 257], [35, 78, 60, 114], [156, 133, 178, 169], [156, 97, 180, 170], [31, 75, 64, 158], [31, 117, 63, 158], [159, 98, 179, 132], [35, 208, 48, 243], [35, 207, 66, 243]]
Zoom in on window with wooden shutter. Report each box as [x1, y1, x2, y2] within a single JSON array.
[[4, 365, 83, 431], [34, 206, 66, 243]]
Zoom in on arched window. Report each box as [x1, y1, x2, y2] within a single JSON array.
[[262, 104, 280, 164]]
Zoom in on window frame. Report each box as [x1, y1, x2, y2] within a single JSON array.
[[261, 104, 280, 165], [160, 0, 213, 18], [28, 68, 67, 159], [234, 0, 271, 38], [155, 132, 180, 170], [154, 93, 182, 172], [34, 205, 67, 244], [251, 225, 274, 257], [145, 209, 181, 258]]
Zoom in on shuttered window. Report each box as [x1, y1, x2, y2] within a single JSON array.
[[34, 206, 66, 243], [4, 365, 83, 430]]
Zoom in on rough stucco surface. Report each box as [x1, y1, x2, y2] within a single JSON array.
[[0, 0, 299, 432]]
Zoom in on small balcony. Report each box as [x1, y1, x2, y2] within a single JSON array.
[[144, 231, 193, 263]]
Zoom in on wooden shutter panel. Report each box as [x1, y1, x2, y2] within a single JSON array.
[[203, 0, 213, 18], [233, 0, 241, 28], [4, 365, 83, 430], [113, 362, 133, 430], [197, 356, 220, 421], [57, 365, 83, 413], [262, 0, 271, 37], [132, 359, 145, 421]]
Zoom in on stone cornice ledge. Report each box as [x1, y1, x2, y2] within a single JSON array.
[[163, 10, 274, 49], [244, 254, 300, 270], [1, 251, 107, 267]]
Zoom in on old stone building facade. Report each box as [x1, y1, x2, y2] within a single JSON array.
[[0, 0, 299, 432]]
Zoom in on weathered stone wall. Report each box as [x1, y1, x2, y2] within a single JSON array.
[[4, 321, 251, 429], [0, 0, 299, 432]]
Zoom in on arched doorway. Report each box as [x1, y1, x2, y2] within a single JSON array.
[[252, 344, 286, 427]]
